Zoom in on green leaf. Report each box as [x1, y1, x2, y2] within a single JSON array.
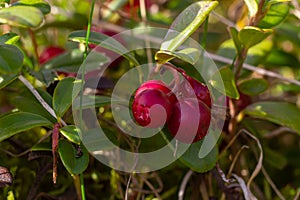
[[0, 112, 52, 142], [238, 26, 273, 48], [210, 67, 239, 99], [0, 32, 20, 45], [244, 0, 258, 17], [229, 27, 242, 53], [244, 101, 300, 134], [12, 96, 56, 123], [12, 0, 51, 15], [58, 139, 89, 175], [155, 48, 200, 65], [53, 77, 82, 118], [217, 39, 273, 66], [0, 6, 44, 28], [258, 2, 289, 28], [73, 95, 112, 110], [239, 78, 268, 96], [0, 44, 24, 74], [161, 1, 218, 52], [31, 142, 52, 151], [60, 125, 81, 144], [179, 140, 218, 172], [68, 31, 139, 66], [0, 74, 18, 89]]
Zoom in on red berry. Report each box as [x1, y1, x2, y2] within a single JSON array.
[[39, 46, 65, 64], [132, 88, 173, 128], [167, 98, 211, 143], [135, 80, 176, 103], [234, 92, 252, 112], [185, 77, 211, 108]]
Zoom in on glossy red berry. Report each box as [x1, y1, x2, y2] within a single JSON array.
[[167, 98, 211, 143], [135, 80, 176, 103], [39, 46, 65, 64], [132, 88, 173, 128]]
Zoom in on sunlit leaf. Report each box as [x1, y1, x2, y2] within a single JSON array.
[[229, 27, 242, 53], [0, 6, 43, 28], [0, 32, 20, 45], [60, 125, 81, 144], [238, 26, 273, 48], [155, 48, 200, 65], [258, 2, 289, 28], [68, 31, 139, 66], [244, 0, 258, 17], [161, 1, 218, 52], [12, 0, 51, 15]]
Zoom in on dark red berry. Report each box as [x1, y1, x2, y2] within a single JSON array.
[[167, 98, 211, 143], [39, 46, 65, 64], [132, 88, 173, 128], [135, 80, 177, 103], [234, 92, 252, 112], [185, 77, 211, 108]]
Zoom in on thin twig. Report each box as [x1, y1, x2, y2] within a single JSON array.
[[178, 170, 193, 200], [125, 174, 132, 200], [18, 75, 67, 126], [227, 145, 249, 178], [211, 11, 237, 28], [261, 166, 285, 200], [293, 188, 300, 200]]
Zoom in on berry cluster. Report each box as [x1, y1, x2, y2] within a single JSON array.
[[132, 70, 211, 144]]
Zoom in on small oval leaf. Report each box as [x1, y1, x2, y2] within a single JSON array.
[[244, 101, 300, 134], [238, 26, 273, 49], [0, 74, 18, 89], [155, 48, 200, 65], [210, 67, 240, 99], [0, 44, 24, 74], [53, 77, 82, 118], [239, 78, 268, 96], [0, 6, 44, 28], [0, 32, 20, 45], [58, 139, 89, 175], [60, 125, 81, 144], [13, 0, 51, 15], [0, 112, 53, 142]]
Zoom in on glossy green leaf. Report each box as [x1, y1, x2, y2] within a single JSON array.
[[210, 67, 239, 99], [239, 78, 268, 96], [68, 31, 139, 66], [155, 48, 200, 65], [53, 77, 82, 118], [0, 32, 20, 45], [0, 74, 18, 89], [179, 140, 218, 172], [244, 0, 258, 17], [258, 3, 289, 28], [229, 27, 242, 53], [0, 6, 43, 28], [60, 125, 81, 144], [0, 44, 23, 74], [0, 112, 53, 142], [238, 26, 273, 48], [12, 96, 56, 123], [160, 1, 218, 52], [58, 139, 89, 175], [73, 95, 112, 110], [12, 0, 51, 15], [244, 101, 300, 134]]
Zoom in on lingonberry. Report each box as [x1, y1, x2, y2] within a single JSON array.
[[167, 98, 211, 143], [135, 80, 176, 103], [234, 92, 252, 112], [132, 88, 173, 128], [39, 46, 65, 65]]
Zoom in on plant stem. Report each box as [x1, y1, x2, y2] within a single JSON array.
[[80, 173, 86, 200]]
